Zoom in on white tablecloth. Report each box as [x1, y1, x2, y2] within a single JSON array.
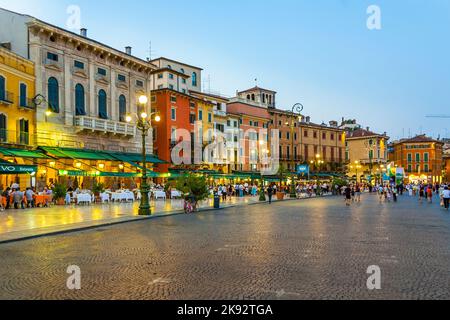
[[154, 191, 166, 200], [171, 190, 182, 198], [76, 193, 92, 204], [111, 192, 135, 202], [100, 193, 110, 203]]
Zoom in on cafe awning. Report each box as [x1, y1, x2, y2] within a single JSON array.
[[39, 147, 117, 161], [0, 147, 50, 159]]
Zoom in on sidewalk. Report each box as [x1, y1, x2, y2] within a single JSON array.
[[0, 196, 268, 243]]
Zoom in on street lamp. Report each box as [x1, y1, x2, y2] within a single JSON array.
[[354, 161, 362, 183], [287, 103, 304, 198], [126, 94, 161, 216]]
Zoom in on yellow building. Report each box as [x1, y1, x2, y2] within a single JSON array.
[[345, 128, 389, 183], [0, 46, 37, 189]]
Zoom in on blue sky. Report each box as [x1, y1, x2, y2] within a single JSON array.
[[1, 0, 449, 140]]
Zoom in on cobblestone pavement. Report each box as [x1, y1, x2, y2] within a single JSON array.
[[0, 196, 264, 242], [0, 194, 449, 300]]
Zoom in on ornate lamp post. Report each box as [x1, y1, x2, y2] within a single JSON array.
[[126, 95, 161, 216], [286, 103, 304, 198]]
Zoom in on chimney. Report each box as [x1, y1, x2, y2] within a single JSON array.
[[306, 116, 311, 123], [125, 46, 132, 55], [366, 127, 370, 131], [80, 28, 87, 37]]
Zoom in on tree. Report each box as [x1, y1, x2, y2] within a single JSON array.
[[175, 174, 209, 210], [277, 165, 289, 189]]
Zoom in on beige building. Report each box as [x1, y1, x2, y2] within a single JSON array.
[[0, 8, 157, 153], [345, 128, 389, 182]]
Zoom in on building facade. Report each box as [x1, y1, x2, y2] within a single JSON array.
[[345, 127, 389, 182], [0, 45, 36, 188], [389, 135, 444, 184]]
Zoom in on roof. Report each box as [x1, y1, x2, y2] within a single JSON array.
[[393, 135, 444, 145], [238, 86, 277, 94], [151, 67, 190, 78], [1, 7, 158, 70], [189, 90, 230, 103], [150, 57, 203, 71], [346, 128, 386, 139]]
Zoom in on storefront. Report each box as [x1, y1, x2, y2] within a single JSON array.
[[0, 147, 48, 189], [35, 147, 165, 191]]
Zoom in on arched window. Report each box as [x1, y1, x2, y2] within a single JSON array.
[[247, 95, 251, 100], [0, 113, 6, 142], [192, 72, 197, 87], [47, 77, 59, 113], [98, 89, 108, 119], [119, 95, 127, 122], [0, 75, 5, 101], [18, 119, 29, 145], [251, 94, 255, 101], [75, 84, 86, 116], [180, 68, 185, 74]]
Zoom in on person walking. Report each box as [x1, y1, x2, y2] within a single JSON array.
[[419, 184, 425, 204], [355, 184, 361, 203], [442, 186, 450, 210], [427, 184, 433, 204], [393, 185, 398, 202], [267, 184, 274, 204], [345, 185, 352, 206]]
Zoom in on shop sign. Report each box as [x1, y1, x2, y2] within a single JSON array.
[[0, 165, 37, 174]]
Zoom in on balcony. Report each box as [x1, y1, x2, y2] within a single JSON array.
[[74, 116, 136, 137], [0, 91, 14, 105], [214, 109, 227, 117], [0, 129, 35, 146]]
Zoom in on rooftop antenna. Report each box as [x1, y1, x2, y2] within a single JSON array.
[[146, 41, 156, 61], [254, 78, 258, 87]]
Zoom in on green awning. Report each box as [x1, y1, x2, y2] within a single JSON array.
[[0, 147, 50, 159], [58, 170, 147, 178], [40, 147, 116, 161], [110, 152, 166, 164]]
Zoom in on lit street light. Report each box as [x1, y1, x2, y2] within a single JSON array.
[[126, 95, 161, 216]]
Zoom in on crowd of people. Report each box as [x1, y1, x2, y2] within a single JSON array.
[[0, 183, 54, 211]]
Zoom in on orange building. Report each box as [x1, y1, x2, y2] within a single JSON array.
[[390, 135, 444, 184], [152, 89, 215, 173], [227, 89, 271, 172]]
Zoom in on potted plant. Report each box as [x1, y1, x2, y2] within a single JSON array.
[[53, 183, 67, 205], [276, 165, 289, 200], [176, 173, 209, 211], [92, 182, 105, 197]]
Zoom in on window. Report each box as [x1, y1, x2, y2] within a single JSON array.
[[199, 110, 203, 121], [331, 133, 334, 140], [171, 107, 176, 121], [167, 65, 172, 69], [424, 164, 429, 172], [192, 72, 197, 87], [118, 74, 126, 82], [369, 150, 374, 160], [415, 153, 420, 162], [169, 84, 174, 90], [190, 102, 196, 108], [304, 130, 308, 138], [208, 113, 212, 123], [47, 52, 58, 61], [239, 118, 243, 125], [98, 89, 108, 119], [322, 132, 326, 140], [48, 77, 59, 113], [287, 132, 290, 140], [157, 73, 163, 79], [182, 89, 186, 94], [157, 85, 163, 89], [180, 68, 185, 74], [0, 114, 6, 142], [407, 153, 412, 162], [190, 113, 196, 124], [0, 75, 5, 101], [313, 131, 317, 139], [75, 84, 86, 116], [97, 68, 107, 76], [18, 119, 29, 145], [407, 164, 412, 173], [227, 120, 231, 126], [119, 95, 127, 122], [74, 60, 84, 69], [249, 121, 253, 126], [136, 80, 144, 87], [182, 78, 186, 84], [19, 83, 27, 107], [234, 121, 238, 127], [169, 73, 174, 80], [170, 96, 177, 103], [424, 153, 429, 162]]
